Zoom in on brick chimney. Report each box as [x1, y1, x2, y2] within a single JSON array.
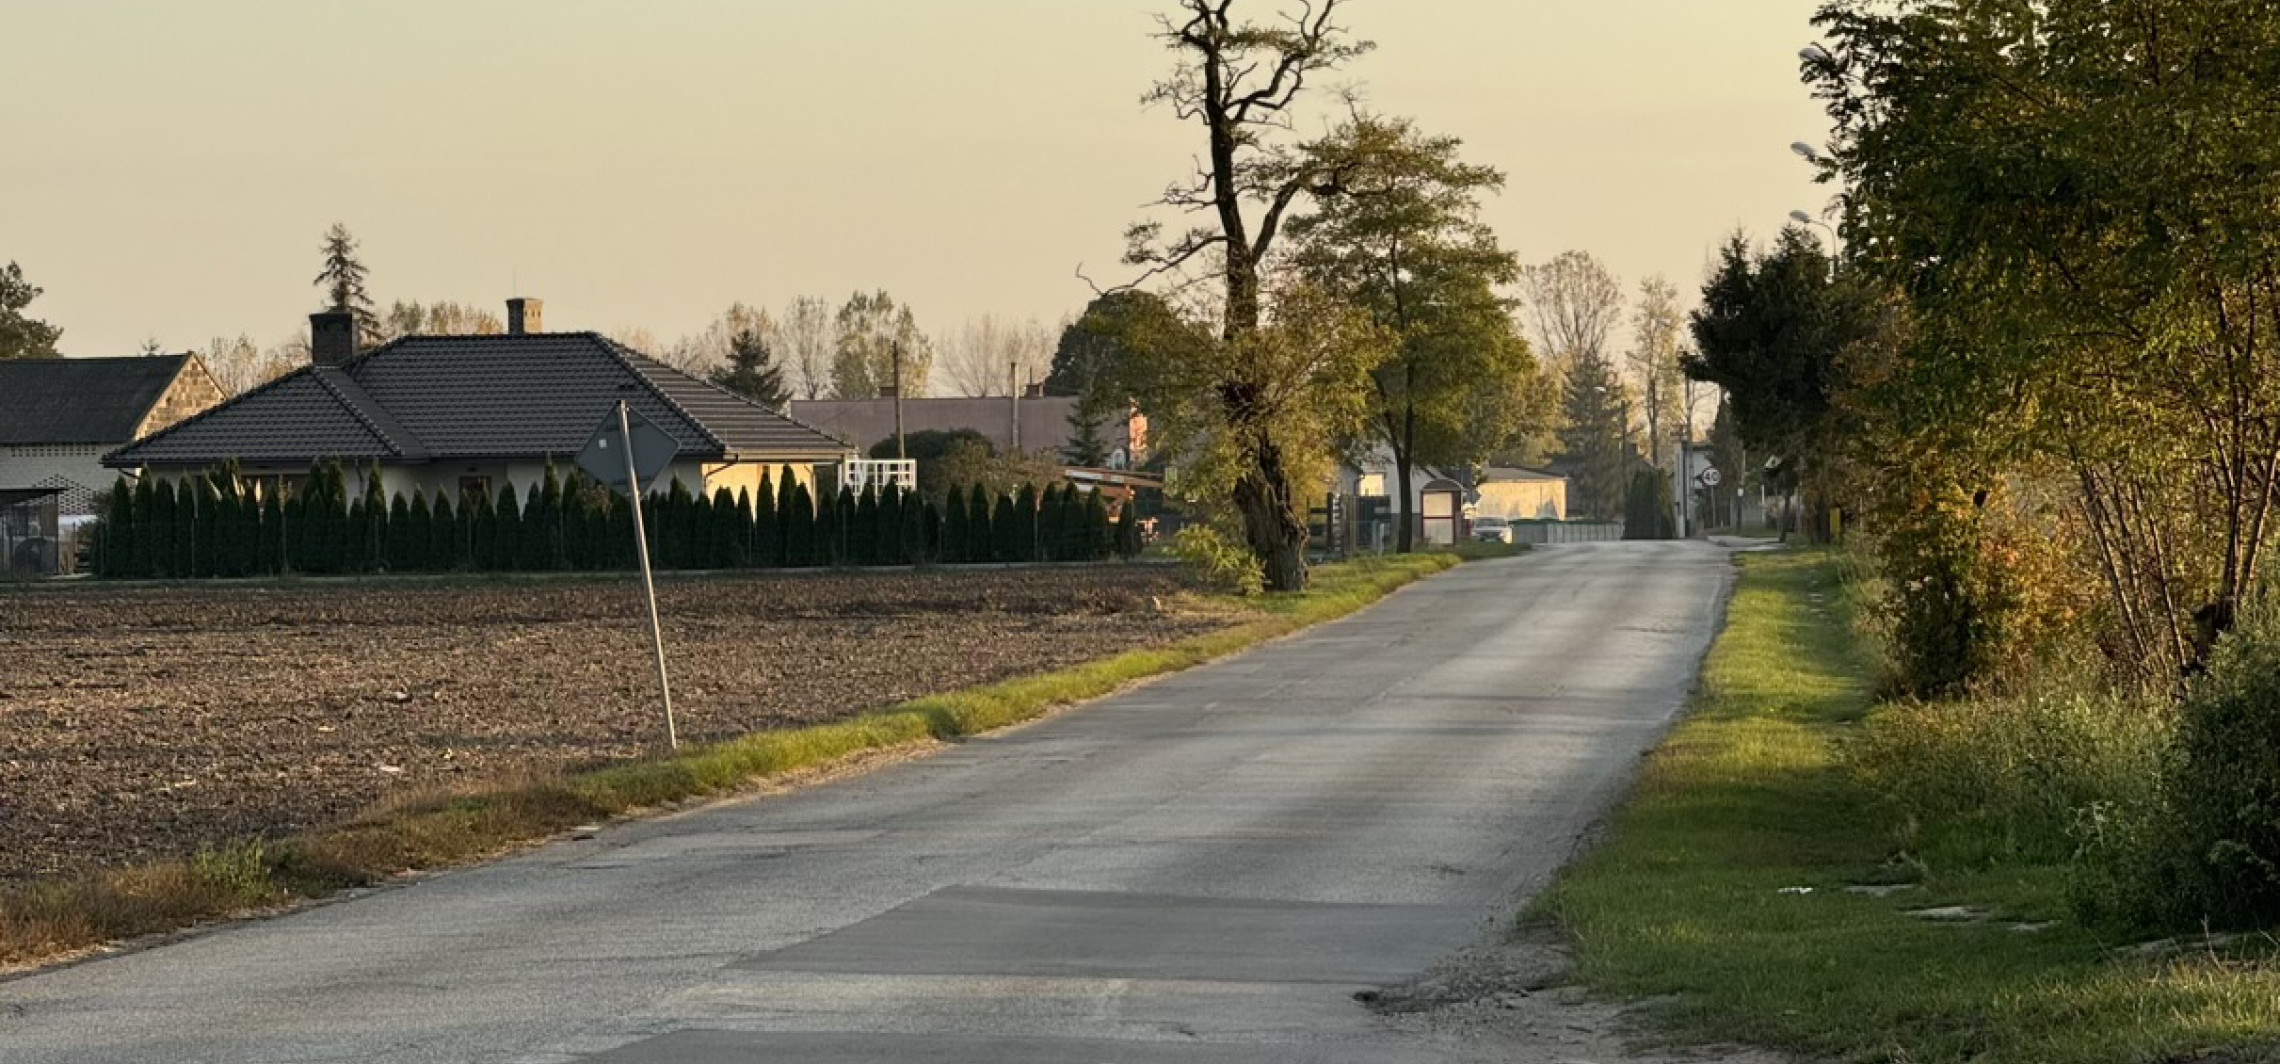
[[1023, 382, 1045, 399], [877, 384, 899, 399], [310, 310, 357, 367], [507, 297, 543, 335]]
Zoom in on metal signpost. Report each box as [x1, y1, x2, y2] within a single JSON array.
[[576, 402, 682, 749]]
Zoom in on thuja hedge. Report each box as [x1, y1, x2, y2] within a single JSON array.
[[90, 460, 1145, 579]]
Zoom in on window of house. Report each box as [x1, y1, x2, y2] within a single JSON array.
[[459, 476, 492, 504]]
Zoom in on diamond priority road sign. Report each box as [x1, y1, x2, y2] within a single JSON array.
[[576, 405, 679, 498]]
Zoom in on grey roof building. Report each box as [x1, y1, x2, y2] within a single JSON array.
[[0, 353, 225, 516], [107, 303, 854, 502]]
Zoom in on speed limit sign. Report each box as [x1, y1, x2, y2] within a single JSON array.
[[1698, 468, 1724, 488]]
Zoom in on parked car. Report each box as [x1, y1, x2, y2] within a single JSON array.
[[1471, 516, 1513, 544]]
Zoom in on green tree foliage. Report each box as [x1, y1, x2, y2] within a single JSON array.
[[1811, 0, 2280, 676], [1621, 468, 1676, 541], [941, 484, 970, 564], [1114, 499, 1146, 560], [1124, 0, 1399, 591], [1289, 115, 1540, 552], [710, 327, 790, 408], [313, 223, 381, 345], [831, 291, 931, 398], [1557, 352, 1634, 522], [870, 429, 999, 503], [0, 261, 63, 359]]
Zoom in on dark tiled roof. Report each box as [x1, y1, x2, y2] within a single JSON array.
[[0, 355, 193, 445], [108, 332, 850, 468]]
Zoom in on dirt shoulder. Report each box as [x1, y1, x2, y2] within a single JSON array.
[[1, 568, 1213, 882]]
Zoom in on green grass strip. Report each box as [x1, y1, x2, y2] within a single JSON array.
[[1539, 550, 2280, 1064], [1, 551, 1476, 970]]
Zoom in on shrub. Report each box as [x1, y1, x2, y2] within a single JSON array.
[[1173, 524, 1263, 595], [2109, 604, 2280, 931], [1851, 678, 2171, 869]]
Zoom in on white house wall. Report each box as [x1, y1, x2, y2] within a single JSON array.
[[0, 445, 118, 517]]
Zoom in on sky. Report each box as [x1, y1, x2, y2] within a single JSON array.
[[5, 1, 1833, 362]]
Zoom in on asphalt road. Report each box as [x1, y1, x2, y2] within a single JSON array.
[[0, 542, 1735, 1064]]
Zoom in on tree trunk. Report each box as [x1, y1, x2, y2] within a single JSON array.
[[1232, 425, 1310, 591], [1394, 457, 1415, 554]]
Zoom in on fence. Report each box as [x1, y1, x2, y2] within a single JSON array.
[[1512, 520, 1625, 545]]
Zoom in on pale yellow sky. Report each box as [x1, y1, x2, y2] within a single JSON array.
[[7, 1, 1831, 359]]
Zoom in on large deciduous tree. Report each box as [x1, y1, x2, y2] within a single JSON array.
[[1627, 275, 1688, 472], [0, 261, 62, 359], [832, 290, 931, 399], [1289, 116, 1538, 552], [1811, 0, 2280, 674], [1120, 0, 1384, 590]]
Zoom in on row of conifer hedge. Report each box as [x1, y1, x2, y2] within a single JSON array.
[[89, 460, 1144, 579]]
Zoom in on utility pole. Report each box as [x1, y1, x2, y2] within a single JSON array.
[[892, 340, 907, 461], [1009, 360, 1021, 452]]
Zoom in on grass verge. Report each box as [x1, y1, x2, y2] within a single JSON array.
[[1, 551, 1473, 972], [1538, 550, 2280, 1064]]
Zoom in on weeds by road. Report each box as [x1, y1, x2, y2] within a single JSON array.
[[1541, 550, 2280, 1064], [1, 552, 1469, 972]]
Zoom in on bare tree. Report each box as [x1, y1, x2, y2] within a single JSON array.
[[609, 327, 664, 358], [1519, 250, 1625, 379], [661, 303, 776, 379], [1122, 0, 1378, 592], [780, 296, 837, 400], [1626, 275, 1687, 470], [939, 313, 1056, 396], [201, 333, 305, 396]]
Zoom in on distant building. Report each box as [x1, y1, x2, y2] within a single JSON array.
[[0, 353, 225, 517], [106, 300, 855, 504], [1474, 466, 1568, 522], [790, 387, 1147, 468]]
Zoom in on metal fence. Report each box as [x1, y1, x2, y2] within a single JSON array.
[[1511, 520, 1624, 545]]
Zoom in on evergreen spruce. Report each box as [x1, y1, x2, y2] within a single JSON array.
[[1014, 484, 1042, 562], [406, 491, 434, 572], [943, 488, 970, 565], [754, 471, 779, 568], [875, 485, 902, 567], [432, 493, 461, 570], [787, 482, 816, 567], [816, 486, 845, 566], [493, 483, 522, 571], [101, 480, 134, 578], [260, 486, 286, 574], [386, 493, 413, 571], [539, 464, 567, 571], [776, 473, 802, 567], [361, 465, 388, 572], [968, 485, 996, 563], [853, 488, 880, 566]]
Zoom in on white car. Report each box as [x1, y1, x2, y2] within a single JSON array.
[[1471, 516, 1513, 544]]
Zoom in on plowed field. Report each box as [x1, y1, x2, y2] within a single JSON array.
[[0, 567, 1210, 881]]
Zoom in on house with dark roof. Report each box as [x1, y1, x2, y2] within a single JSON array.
[[0, 353, 225, 517], [106, 300, 855, 506]]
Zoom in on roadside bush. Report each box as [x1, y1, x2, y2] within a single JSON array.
[[2096, 603, 2280, 931], [1865, 477, 2082, 700], [1851, 676, 2171, 869], [1172, 524, 1263, 595]]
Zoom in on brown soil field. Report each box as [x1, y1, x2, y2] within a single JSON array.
[[0, 567, 1212, 882]]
